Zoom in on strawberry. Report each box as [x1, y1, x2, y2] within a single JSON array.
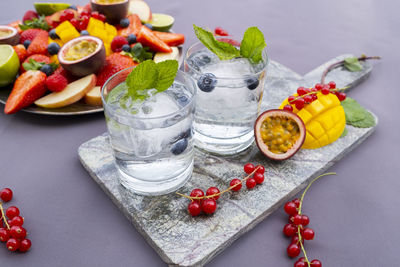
[[111, 36, 128, 53], [137, 26, 172, 53], [54, 66, 73, 83], [21, 54, 51, 73], [96, 53, 137, 87], [117, 14, 142, 37], [7, 21, 22, 34], [22, 10, 38, 23], [214, 27, 229, 36], [107, 53, 136, 68], [153, 31, 185, 47], [27, 30, 48, 56], [218, 38, 241, 47], [13, 44, 27, 62], [20, 29, 42, 44], [4, 70, 47, 114], [96, 64, 124, 88], [45, 74, 68, 92]]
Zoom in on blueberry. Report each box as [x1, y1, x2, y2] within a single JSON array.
[[23, 40, 31, 49], [177, 94, 189, 107], [40, 64, 54, 76], [80, 30, 89, 36], [245, 77, 259, 90], [68, 4, 77, 10], [121, 44, 131, 52], [120, 18, 130, 28], [144, 23, 153, 30], [127, 34, 137, 44], [47, 42, 60, 55], [195, 55, 211, 66], [49, 29, 59, 40], [197, 73, 217, 92], [171, 138, 188, 155], [180, 128, 192, 139]]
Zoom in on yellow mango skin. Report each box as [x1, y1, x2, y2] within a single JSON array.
[[279, 92, 345, 149]]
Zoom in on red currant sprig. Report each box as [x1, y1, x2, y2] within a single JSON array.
[[282, 172, 336, 266], [177, 163, 266, 216]]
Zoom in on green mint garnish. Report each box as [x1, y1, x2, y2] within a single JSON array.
[[125, 59, 179, 101], [22, 59, 58, 71], [19, 15, 50, 31], [121, 43, 154, 63], [193, 25, 267, 63], [341, 97, 376, 128], [343, 57, 363, 72]]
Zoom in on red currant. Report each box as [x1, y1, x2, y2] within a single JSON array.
[[292, 198, 300, 208], [70, 18, 79, 29], [312, 94, 318, 101], [328, 81, 336, 89], [337, 92, 346, 101], [190, 188, 204, 201], [201, 199, 217, 214], [301, 214, 310, 226], [253, 173, 264, 184], [295, 98, 305, 110], [283, 104, 293, 112], [310, 259, 322, 267], [284, 201, 298, 215], [291, 235, 304, 245], [244, 163, 255, 174], [287, 243, 301, 258], [0, 228, 10, 242], [10, 225, 26, 239], [294, 261, 307, 267], [0, 188, 13, 202], [292, 214, 303, 225], [206, 187, 220, 200], [188, 201, 202, 216], [5, 206, 19, 219], [80, 11, 90, 17], [98, 13, 107, 22], [62, 9, 75, 21], [288, 95, 295, 104], [9, 216, 24, 226], [297, 87, 308, 96], [321, 86, 330, 95], [91, 11, 100, 19], [255, 165, 265, 174], [6, 238, 20, 252], [230, 179, 242, 192], [302, 228, 315, 240], [19, 239, 31, 253], [288, 215, 295, 223], [283, 223, 297, 237], [315, 83, 323, 90], [303, 95, 313, 103], [246, 178, 256, 189]]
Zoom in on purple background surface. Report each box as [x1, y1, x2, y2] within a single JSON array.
[[0, 0, 397, 266]]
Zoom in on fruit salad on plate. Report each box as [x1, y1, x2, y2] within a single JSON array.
[[0, 0, 185, 115]]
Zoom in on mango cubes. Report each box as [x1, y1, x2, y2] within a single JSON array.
[[55, 21, 80, 43], [87, 18, 117, 55]]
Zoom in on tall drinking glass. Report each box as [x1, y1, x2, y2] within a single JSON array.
[[101, 68, 196, 195]]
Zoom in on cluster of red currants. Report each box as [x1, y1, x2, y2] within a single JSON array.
[[283, 81, 347, 111], [0, 188, 31, 253], [184, 163, 266, 216], [283, 198, 321, 267]]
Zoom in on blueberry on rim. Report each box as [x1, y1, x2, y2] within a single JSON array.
[[197, 73, 217, 92], [245, 77, 259, 90], [171, 138, 188, 155]]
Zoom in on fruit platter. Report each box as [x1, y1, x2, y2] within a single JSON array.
[[0, 0, 185, 115]]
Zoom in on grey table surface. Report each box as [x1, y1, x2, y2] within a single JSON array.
[[0, 0, 397, 266]]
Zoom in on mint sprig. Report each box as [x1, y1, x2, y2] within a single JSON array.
[[121, 43, 154, 63], [22, 59, 58, 72], [193, 25, 267, 63], [19, 15, 50, 31], [341, 97, 376, 128], [343, 57, 363, 72], [125, 59, 179, 101]]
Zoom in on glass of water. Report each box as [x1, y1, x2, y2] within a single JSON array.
[[101, 67, 196, 195], [184, 37, 268, 155]]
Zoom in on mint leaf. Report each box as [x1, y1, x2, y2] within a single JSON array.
[[341, 97, 376, 128], [154, 60, 179, 92], [344, 57, 363, 72], [240, 27, 266, 63], [193, 24, 240, 60], [122, 43, 154, 63], [19, 15, 49, 31], [126, 60, 158, 97]]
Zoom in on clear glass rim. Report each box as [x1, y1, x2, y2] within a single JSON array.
[[184, 35, 269, 80], [101, 67, 196, 120]]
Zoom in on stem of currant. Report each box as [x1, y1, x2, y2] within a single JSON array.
[[0, 201, 10, 230]]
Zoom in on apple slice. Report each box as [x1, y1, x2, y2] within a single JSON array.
[[35, 74, 96, 108], [153, 47, 179, 63], [84, 86, 102, 106], [129, 0, 152, 22]]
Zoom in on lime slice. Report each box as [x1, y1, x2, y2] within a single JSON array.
[[34, 2, 71, 16], [147, 13, 174, 32], [0, 45, 20, 87]]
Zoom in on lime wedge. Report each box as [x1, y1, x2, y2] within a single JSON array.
[[147, 13, 174, 32], [34, 2, 71, 16], [0, 45, 20, 87]]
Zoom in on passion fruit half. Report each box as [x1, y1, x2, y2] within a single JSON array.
[[254, 109, 306, 161], [90, 0, 129, 24], [0, 26, 20, 46], [58, 36, 105, 77]]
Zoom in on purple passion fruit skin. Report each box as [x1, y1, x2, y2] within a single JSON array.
[[254, 109, 306, 161], [0, 26, 20, 46], [58, 36, 106, 77], [90, 0, 129, 24]]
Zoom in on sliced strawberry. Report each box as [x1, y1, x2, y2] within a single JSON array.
[[96, 53, 137, 87], [218, 38, 241, 47], [137, 26, 172, 53], [13, 44, 27, 62], [96, 64, 124, 87], [153, 31, 185, 47], [21, 54, 51, 73], [27, 30, 48, 56], [22, 10, 38, 23], [20, 29, 42, 44], [118, 14, 142, 37], [5, 70, 47, 114]]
